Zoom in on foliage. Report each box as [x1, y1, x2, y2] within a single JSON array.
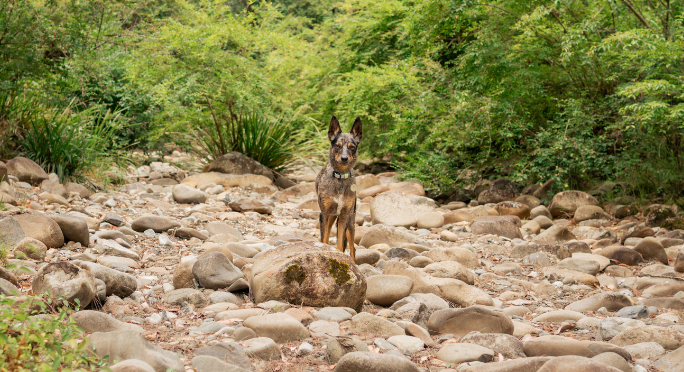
[[18, 102, 123, 182], [196, 104, 311, 172], [0, 295, 106, 371], [1, 0, 683, 200]]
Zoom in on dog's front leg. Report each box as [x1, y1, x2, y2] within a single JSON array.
[[320, 213, 333, 244], [336, 211, 350, 254], [345, 228, 355, 262]]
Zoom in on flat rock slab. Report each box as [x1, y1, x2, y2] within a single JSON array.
[[427, 306, 514, 337], [243, 313, 310, 343], [610, 325, 684, 350], [436, 343, 495, 364], [333, 352, 419, 372], [523, 336, 630, 360]]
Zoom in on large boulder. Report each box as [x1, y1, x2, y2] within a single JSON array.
[[250, 241, 366, 311], [88, 330, 184, 372], [6, 157, 48, 184], [32, 262, 96, 308], [205, 151, 274, 181], [49, 215, 89, 246], [14, 212, 64, 248], [370, 192, 436, 227], [549, 191, 599, 218], [477, 178, 519, 204]]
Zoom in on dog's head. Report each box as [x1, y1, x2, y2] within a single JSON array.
[[328, 116, 362, 171]]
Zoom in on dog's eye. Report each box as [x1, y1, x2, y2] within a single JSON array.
[[349, 146, 356, 151]]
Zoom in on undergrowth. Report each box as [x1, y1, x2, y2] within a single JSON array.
[[0, 294, 108, 372]]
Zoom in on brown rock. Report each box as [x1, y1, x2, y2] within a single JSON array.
[[611, 326, 684, 350], [14, 212, 64, 248], [515, 195, 542, 209], [470, 216, 522, 239], [495, 201, 530, 219], [598, 246, 644, 265], [536, 356, 623, 372], [477, 178, 519, 204], [6, 157, 48, 184], [443, 209, 477, 223], [675, 253, 684, 273], [205, 151, 273, 180], [173, 260, 197, 289], [633, 237, 668, 264], [534, 225, 577, 244], [458, 357, 552, 372], [549, 191, 599, 218], [523, 336, 630, 360], [427, 306, 514, 336]]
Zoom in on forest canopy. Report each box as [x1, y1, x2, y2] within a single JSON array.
[[1, 0, 683, 201]]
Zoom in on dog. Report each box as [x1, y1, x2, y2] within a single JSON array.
[[316, 116, 362, 262]]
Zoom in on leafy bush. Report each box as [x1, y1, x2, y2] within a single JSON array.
[[0, 295, 106, 371], [19, 103, 123, 182]]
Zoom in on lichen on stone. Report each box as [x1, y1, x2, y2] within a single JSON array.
[[284, 264, 306, 285], [328, 258, 351, 286]]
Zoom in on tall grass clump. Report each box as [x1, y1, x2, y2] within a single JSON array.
[[196, 102, 315, 172], [0, 88, 39, 160], [18, 102, 124, 182]]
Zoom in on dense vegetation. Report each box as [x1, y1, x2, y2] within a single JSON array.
[[1, 0, 683, 202]]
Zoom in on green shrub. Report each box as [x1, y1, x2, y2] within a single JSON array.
[[18, 103, 123, 182], [0, 295, 106, 371], [196, 103, 313, 172]]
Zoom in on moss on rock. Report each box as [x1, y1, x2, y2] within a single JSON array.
[[328, 258, 351, 287]]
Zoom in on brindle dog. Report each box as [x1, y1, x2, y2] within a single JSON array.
[[316, 116, 362, 261]]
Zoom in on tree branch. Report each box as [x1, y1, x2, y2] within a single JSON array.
[[622, 0, 652, 29]]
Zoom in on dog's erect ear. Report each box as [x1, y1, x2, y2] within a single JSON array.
[[350, 117, 362, 142], [328, 116, 341, 141]]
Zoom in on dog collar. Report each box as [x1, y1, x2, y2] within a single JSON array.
[[333, 171, 352, 179]]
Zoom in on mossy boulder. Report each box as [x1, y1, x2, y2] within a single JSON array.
[[250, 241, 366, 311]]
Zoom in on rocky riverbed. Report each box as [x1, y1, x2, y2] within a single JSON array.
[[1, 153, 684, 372]]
